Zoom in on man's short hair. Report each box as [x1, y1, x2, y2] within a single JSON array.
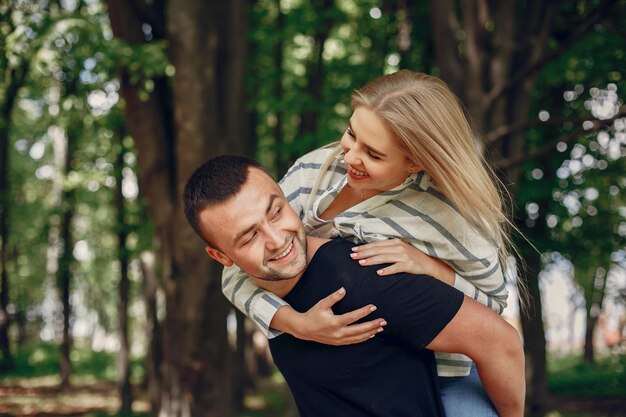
[[183, 155, 268, 244]]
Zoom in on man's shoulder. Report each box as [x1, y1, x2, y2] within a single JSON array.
[[310, 238, 353, 266]]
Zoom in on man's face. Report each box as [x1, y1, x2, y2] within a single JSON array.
[[199, 168, 308, 281]]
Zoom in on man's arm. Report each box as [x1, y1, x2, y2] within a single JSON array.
[[426, 296, 525, 417]]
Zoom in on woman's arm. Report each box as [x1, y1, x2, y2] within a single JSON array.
[[350, 238, 456, 285], [270, 287, 386, 345], [349, 237, 507, 314], [222, 265, 384, 342], [222, 265, 287, 337]]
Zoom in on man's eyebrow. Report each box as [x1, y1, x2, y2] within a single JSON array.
[[232, 194, 280, 244], [348, 120, 387, 157]]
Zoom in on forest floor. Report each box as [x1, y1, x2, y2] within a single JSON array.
[[1, 377, 626, 417], [0, 377, 148, 417], [1, 344, 625, 417]]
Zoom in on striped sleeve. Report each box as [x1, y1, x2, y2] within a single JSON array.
[[278, 159, 314, 219], [336, 183, 508, 315], [221, 264, 286, 338], [454, 273, 507, 314]]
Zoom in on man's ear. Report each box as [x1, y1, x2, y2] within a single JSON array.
[[205, 246, 234, 267]]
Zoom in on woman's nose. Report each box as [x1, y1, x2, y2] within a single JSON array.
[[344, 147, 362, 166]]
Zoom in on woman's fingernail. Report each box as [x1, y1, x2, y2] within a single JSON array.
[[359, 259, 366, 265], [350, 253, 357, 258], [377, 269, 384, 275], [370, 306, 377, 312]]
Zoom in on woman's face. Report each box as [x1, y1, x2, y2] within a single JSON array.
[[340, 106, 419, 194]]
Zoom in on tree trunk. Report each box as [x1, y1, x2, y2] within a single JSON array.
[[57, 124, 78, 389], [107, 0, 250, 414], [0, 108, 11, 369], [0, 53, 30, 371], [233, 310, 250, 409], [583, 266, 609, 363], [295, 0, 334, 150], [430, 2, 562, 412], [518, 250, 548, 414], [115, 130, 132, 413], [273, 0, 288, 176], [139, 250, 162, 416]]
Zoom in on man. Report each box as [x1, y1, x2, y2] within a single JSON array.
[[184, 156, 525, 417]]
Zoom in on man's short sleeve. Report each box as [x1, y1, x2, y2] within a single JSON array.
[[310, 239, 464, 349]]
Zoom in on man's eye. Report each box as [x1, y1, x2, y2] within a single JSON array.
[[242, 232, 257, 246], [271, 207, 282, 221]]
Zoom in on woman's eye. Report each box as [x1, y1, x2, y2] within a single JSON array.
[[368, 152, 381, 160], [346, 127, 355, 138]]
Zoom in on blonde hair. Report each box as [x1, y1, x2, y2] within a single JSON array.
[[352, 70, 520, 292]]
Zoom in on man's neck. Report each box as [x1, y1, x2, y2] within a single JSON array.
[[251, 236, 329, 298]]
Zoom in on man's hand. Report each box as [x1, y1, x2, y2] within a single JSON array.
[[270, 287, 386, 345]]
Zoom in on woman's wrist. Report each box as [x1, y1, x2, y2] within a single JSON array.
[[270, 305, 303, 337], [432, 261, 455, 286]]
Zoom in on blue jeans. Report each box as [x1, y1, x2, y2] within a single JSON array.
[[439, 364, 498, 417]]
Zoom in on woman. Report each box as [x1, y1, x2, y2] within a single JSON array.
[[222, 70, 516, 416]]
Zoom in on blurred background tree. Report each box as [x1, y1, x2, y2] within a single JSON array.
[[0, 1, 625, 417]]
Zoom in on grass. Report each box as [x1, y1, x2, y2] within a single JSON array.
[[0, 343, 149, 417], [548, 353, 626, 398], [1, 342, 145, 384], [2, 343, 625, 417]]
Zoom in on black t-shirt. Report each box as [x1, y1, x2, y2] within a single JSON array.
[[269, 238, 464, 417]]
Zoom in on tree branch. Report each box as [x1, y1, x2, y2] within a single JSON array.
[[486, 110, 619, 144], [128, 0, 166, 39], [431, 0, 464, 94], [486, 0, 616, 106], [495, 106, 626, 170]]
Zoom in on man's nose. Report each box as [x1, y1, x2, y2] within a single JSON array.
[[264, 226, 284, 250]]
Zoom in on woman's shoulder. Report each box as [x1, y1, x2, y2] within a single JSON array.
[[283, 143, 342, 178]]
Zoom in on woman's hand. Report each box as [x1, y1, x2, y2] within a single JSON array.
[[350, 239, 455, 285], [270, 287, 387, 346]]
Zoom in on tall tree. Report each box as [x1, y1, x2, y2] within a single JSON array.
[[429, 0, 623, 411], [106, 0, 250, 414], [115, 129, 132, 413], [0, 0, 36, 370], [56, 119, 79, 389], [0, 96, 11, 369]]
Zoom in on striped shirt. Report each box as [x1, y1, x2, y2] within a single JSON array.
[[222, 145, 508, 377]]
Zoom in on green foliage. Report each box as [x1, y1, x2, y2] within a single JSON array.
[[1, 1, 625, 412], [3, 342, 145, 383], [248, 0, 430, 176], [549, 354, 626, 397], [2, 0, 153, 346], [516, 7, 626, 322]]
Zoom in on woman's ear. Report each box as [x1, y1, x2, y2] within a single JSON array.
[[408, 163, 422, 174], [205, 246, 234, 267]]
